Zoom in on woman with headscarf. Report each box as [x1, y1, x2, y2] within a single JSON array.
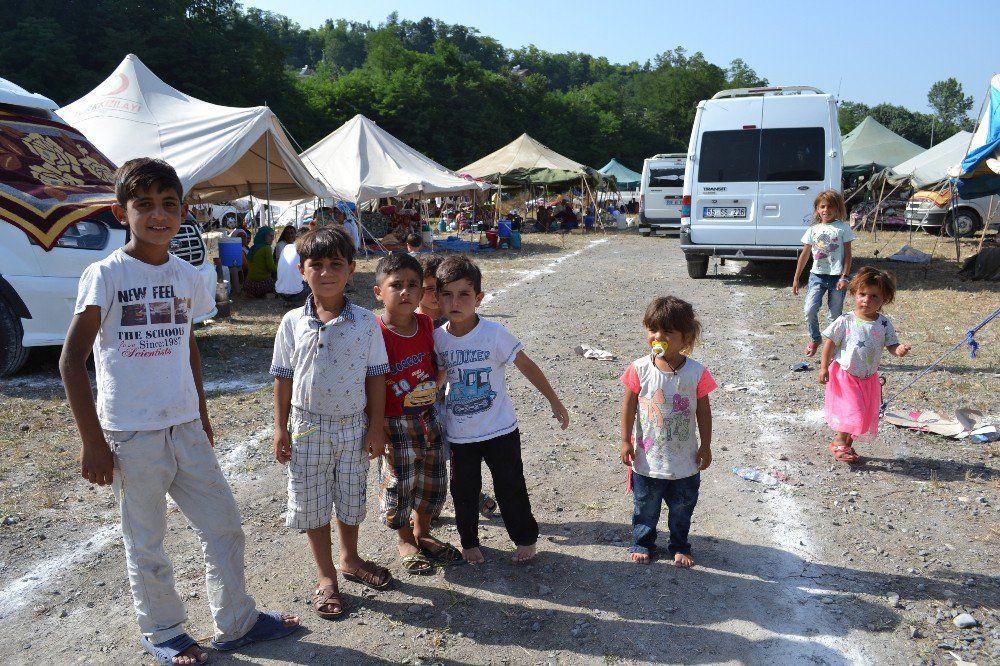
[[244, 226, 277, 298], [333, 202, 361, 251]]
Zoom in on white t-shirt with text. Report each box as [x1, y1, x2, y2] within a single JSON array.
[[74, 249, 215, 431], [434, 318, 523, 444]]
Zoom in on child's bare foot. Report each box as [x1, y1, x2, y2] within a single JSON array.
[[630, 552, 651, 565], [673, 552, 695, 567], [462, 547, 485, 565], [511, 544, 536, 563]]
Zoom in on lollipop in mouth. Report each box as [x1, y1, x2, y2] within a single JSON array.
[[651, 341, 668, 358]]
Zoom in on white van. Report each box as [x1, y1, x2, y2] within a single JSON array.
[[638, 153, 686, 236], [0, 78, 217, 376], [679, 86, 842, 278]]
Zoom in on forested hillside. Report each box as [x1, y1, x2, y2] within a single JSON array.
[[0, 1, 971, 171]]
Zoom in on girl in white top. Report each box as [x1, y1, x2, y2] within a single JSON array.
[[819, 267, 910, 463], [620, 296, 716, 567]]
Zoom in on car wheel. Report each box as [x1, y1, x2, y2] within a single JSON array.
[[944, 210, 981, 238], [222, 213, 238, 229], [686, 256, 709, 279], [0, 300, 29, 377]]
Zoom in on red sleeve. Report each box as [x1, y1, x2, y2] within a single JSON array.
[[620, 362, 641, 394], [696, 368, 717, 398]]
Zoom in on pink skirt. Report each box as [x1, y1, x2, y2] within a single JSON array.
[[824, 361, 881, 442]]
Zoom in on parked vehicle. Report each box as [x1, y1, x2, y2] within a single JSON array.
[[904, 189, 999, 237], [0, 79, 217, 376], [680, 86, 843, 278], [638, 153, 686, 236]]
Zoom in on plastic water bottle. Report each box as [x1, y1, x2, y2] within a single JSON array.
[[732, 467, 778, 485]]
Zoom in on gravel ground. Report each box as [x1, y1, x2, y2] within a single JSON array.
[[1, 232, 997, 665]]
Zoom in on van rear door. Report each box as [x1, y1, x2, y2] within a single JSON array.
[[690, 97, 762, 247], [755, 94, 830, 246]]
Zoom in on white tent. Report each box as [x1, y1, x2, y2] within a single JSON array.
[[299, 114, 486, 205], [58, 54, 328, 203], [875, 131, 973, 190]]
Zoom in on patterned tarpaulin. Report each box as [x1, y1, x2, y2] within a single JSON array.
[[0, 110, 118, 250]]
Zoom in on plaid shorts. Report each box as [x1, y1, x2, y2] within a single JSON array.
[[286, 407, 368, 529], [378, 409, 447, 529]]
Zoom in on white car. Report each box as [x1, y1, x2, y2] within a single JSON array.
[[0, 212, 218, 376]]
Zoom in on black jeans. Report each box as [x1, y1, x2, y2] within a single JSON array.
[[631, 472, 700, 557], [450, 429, 538, 549]]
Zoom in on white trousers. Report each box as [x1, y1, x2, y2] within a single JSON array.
[[107, 420, 258, 643]]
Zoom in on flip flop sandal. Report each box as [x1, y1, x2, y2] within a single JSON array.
[[341, 561, 393, 590], [421, 541, 465, 566], [829, 441, 860, 463], [401, 552, 435, 575], [141, 633, 207, 666], [211, 611, 300, 651], [479, 494, 499, 518], [312, 584, 345, 619]]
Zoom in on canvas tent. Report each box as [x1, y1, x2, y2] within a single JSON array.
[[59, 54, 328, 203], [459, 133, 599, 187], [299, 114, 486, 205], [955, 73, 1000, 199], [841, 117, 924, 176], [0, 78, 117, 249], [598, 158, 641, 190], [869, 131, 973, 190]]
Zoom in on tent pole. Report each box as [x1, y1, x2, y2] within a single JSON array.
[[265, 130, 272, 226], [950, 180, 960, 263]]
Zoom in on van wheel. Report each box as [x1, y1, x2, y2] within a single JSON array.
[[0, 301, 29, 377], [640, 231, 651, 237], [686, 256, 709, 279], [944, 210, 981, 238]]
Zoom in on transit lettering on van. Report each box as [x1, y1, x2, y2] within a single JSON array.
[[679, 86, 843, 279]]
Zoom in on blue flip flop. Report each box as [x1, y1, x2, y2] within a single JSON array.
[[210, 611, 300, 652], [140, 633, 207, 666]]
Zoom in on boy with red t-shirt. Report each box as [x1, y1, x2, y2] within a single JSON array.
[[374, 254, 463, 574]]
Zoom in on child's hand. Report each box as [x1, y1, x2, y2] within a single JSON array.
[[80, 437, 114, 486], [550, 399, 570, 430], [696, 445, 713, 471], [895, 344, 911, 358], [818, 367, 829, 384], [273, 429, 292, 465], [620, 439, 634, 466], [364, 430, 388, 460]]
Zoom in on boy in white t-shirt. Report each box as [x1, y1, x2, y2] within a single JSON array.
[[433, 255, 569, 565], [60, 158, 299, 665]]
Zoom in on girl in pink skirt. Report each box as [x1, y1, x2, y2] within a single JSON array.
[[818, 267, 911, 463]]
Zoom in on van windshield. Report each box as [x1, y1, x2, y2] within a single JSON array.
[[698, 127, 825, 183], [648, 167, 685, 188]]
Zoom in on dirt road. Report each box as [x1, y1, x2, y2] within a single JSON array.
[[1, 233, 997, 665]]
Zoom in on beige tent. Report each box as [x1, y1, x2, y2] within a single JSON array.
[[459, 133, 596, 186]]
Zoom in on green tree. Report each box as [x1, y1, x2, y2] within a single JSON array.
[[726, 59, 768, 88], [927, 77, 973, 125]]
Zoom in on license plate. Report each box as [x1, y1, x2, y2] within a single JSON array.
[[703, 206, 747, 219], [664, 197, 680, 204]]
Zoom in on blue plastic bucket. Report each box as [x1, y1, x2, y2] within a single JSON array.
[[510, 230, 521, 249], [498, 220, 512, 238], [218, 238, 243, 267]]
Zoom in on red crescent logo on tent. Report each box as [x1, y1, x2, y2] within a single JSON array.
[[100, 73, 129, 96]]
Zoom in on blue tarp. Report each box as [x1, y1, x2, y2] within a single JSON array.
[[598, 158, 641, 190], [957, 74, 1000, 199]]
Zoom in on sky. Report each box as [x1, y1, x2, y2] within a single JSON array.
[[242, 0, 997, 116]]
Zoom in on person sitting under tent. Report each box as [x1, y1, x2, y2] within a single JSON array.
[[244, 227, 278, 298]]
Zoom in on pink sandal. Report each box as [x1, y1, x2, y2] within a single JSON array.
[[829, 441, 859, 463]]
